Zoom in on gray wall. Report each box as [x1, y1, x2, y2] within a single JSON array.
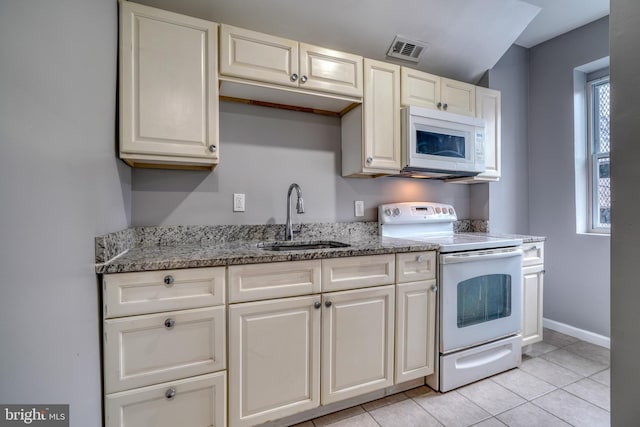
[[0, 1, 129, 426], [528, 17, 610, 337], [610, 0, 640, 423], [132, 102, 471, 226], [485, 45, 531, 234]]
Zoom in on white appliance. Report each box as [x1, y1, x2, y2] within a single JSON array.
[[400, 106, 486, 178], [379, 202, 523, 392]]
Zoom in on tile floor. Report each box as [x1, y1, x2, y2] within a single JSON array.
[[295, 329, 610, 427]]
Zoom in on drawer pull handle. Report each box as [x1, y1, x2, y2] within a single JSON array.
[[325, 300, 332, 308], [314, 301, 321, 309], [165, 387, 176, 400], [431, 285, 438, 292], [530, 246, 538, 251], [417, 255, 424, 263], [163, 275, 174, 286], [164, 318, 175, 329]]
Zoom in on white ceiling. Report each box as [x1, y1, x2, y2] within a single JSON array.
[[135, 0, 609, 84]]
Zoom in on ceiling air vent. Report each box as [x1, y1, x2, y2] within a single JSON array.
[[386, 36, 427, 63]]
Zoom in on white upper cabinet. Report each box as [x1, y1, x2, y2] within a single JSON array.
[[219, 24, 363, 100], [341, 59, 401, 177], [219, 25, 299, 88], [448, 86, 502, 183], [119, 1, 219, 170], [299, 43, 363, 98], [401, 68, 476, 117]]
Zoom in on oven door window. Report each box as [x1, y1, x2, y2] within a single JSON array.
[[457, 274, 512, 328], [416, 130, 465, 159]]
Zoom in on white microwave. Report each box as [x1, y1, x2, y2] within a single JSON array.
[[401, 106, 486, 178]]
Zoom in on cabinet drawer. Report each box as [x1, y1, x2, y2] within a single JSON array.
[[103, 267, 225, 318], [105, 371, 226, 427], [396, 251, 436, 283], [228, 260, 321, 303], [322, 254, 395, 292], [522, 242, 544, 267], [104, 306, 226, 393]]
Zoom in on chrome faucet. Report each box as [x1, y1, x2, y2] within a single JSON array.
[[285, 183, 304, 240]]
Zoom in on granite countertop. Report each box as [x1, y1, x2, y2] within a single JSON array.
[[95, 222, 545, 274]]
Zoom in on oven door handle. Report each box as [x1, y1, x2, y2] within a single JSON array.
[[440, 248, 522, 264]]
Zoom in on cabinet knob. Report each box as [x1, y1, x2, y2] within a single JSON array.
[[431, 285, 438, 292], [366, 157, 373, 165], [208, 144, 217, 153], [314, 301, 321, 309], [530, 245, 538, 250], [164, 318, 175, 329], [437, 102, 442, 109], [417, 255, 424, 263], [443, 103, 448, 110], [163, 275, 174, 286], [291, 73, 299, 82], [325, 300, 332, 308], [300, 75, 308, 83], [165, 387, 176, 400]]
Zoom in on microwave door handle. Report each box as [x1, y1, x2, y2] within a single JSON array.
[[440, 248, 523, 265]]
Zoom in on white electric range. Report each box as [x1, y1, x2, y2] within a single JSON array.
[[379, 202, 524, 392]]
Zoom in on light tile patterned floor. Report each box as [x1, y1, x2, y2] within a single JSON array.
[[296, 329, 610, 427]]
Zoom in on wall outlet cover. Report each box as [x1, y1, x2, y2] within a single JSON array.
[[355, 200, 364, 217], [233, 193, 245, 212]]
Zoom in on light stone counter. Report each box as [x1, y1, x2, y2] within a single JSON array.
[[95, 222, 544, 274]]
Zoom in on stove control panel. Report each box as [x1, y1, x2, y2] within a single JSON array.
[[379, 202, 457, 225]]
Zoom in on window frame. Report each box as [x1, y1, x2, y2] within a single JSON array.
[[586, 75, 610, 234]]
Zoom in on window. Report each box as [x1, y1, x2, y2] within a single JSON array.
[[587, 76, 610, 232]]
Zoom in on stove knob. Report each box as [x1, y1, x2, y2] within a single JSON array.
[[393, 208, 400, 216], [435, 207, 442, 213], [384, 208, 392, 217], [449, 208, 454, 215]]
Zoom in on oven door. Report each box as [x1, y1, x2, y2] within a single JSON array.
[[439, 247, 522, 353]]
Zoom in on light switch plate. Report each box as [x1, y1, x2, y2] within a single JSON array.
[[355, 200, 364, 217], [233, 193, 245, 212]]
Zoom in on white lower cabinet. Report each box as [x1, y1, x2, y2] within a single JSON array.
[[102, 268, 227, 427], [105, 371, 226, 427], [395, 280, 437, 383], [321, 285, 395, 404], [228, 295, 322, 427], [522, 242, 545, 346]]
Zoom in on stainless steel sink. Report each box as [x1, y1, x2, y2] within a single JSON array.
[[257, 240, 350, 251]]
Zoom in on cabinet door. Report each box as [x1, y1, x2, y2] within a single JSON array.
[[440, 77, 476, 116], [475, 87, 501, 180], [229, 296, 321, 427], [103, 267, 225, 318], [299, 43, 363, 97], [104, 306, 226, 393], [400, 67, 440, 109], [322, 285, 394, 404], [105, 372, 226, 427], [522, 265, 544, 346], [395, 280, 437, 383], [220, 24, 299, 88], [363, 59, 401, 173], [396, 251, 436, 283], [119, 1, 219, 166]]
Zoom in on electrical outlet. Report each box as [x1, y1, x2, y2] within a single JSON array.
[[355, 200, 364, 217], [233, 193, 245, 212]]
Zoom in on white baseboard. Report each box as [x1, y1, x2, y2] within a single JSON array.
[[543, 318, 610, 349]]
